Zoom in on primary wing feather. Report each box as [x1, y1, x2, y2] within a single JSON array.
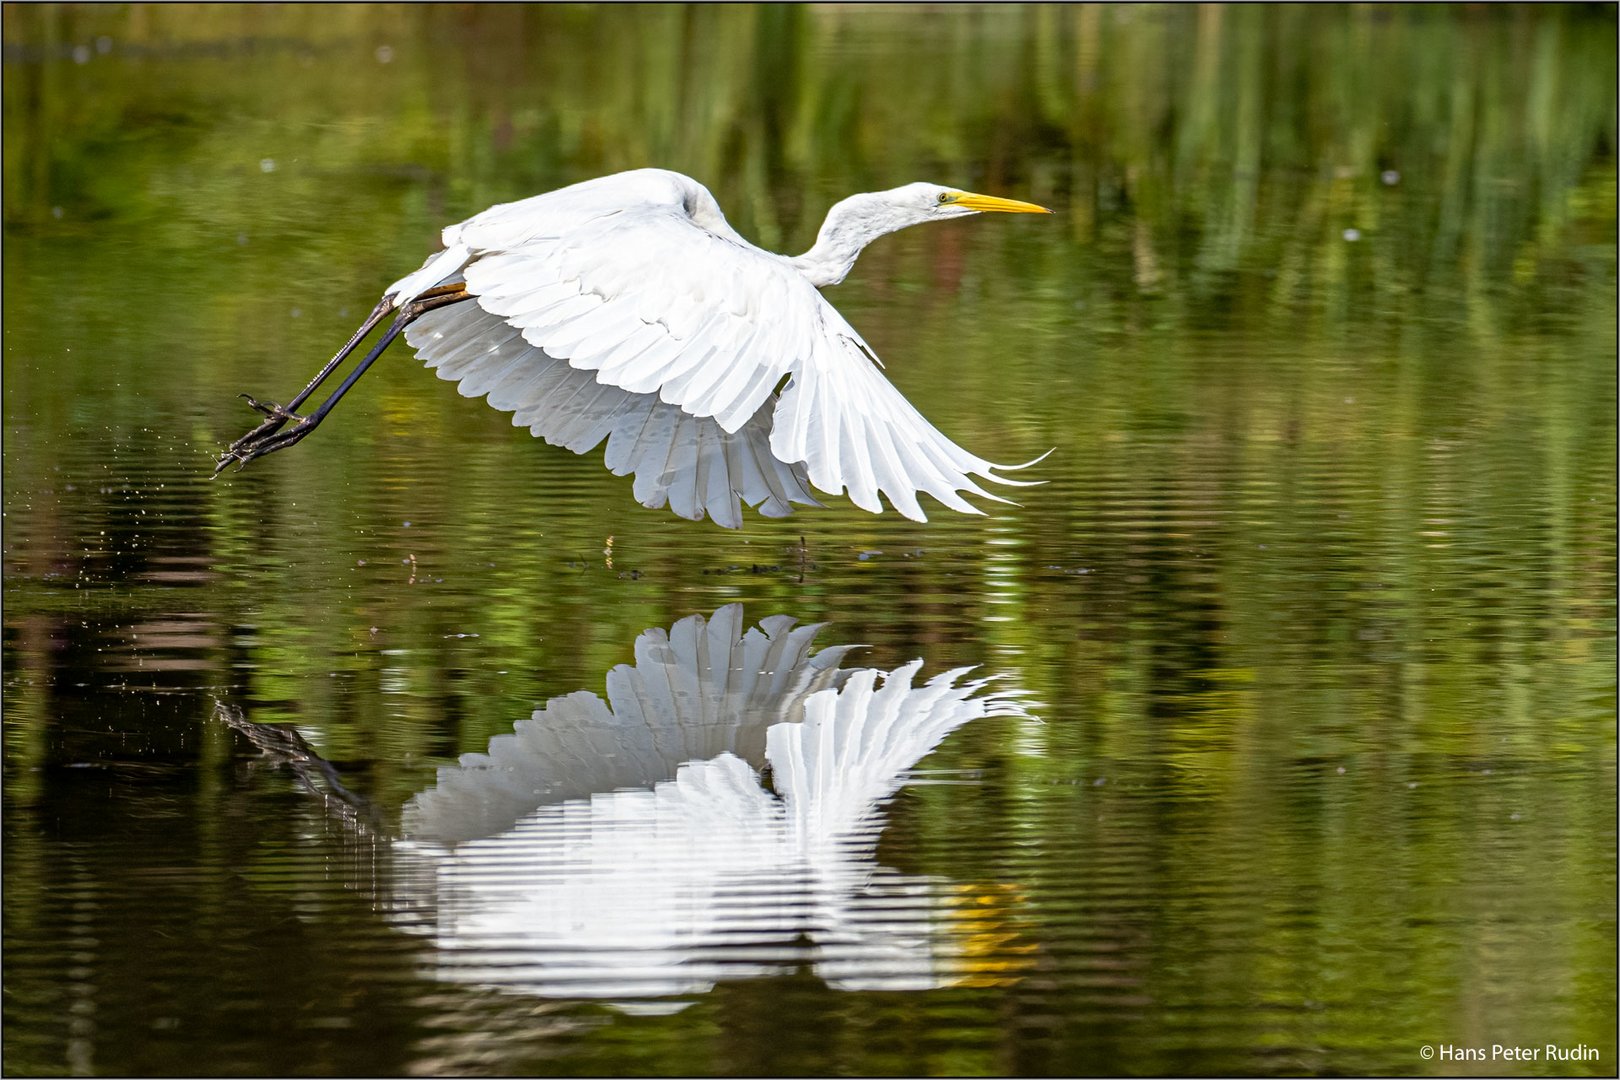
[[404, 302, 818, 528], [393, 168, 1026, 525]]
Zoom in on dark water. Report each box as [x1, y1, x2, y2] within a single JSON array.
[[3, 5, 1616, 1077]]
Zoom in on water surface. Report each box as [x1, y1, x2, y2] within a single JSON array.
[[3, 5, 1616, 1077]]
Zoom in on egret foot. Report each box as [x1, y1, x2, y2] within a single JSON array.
[[211, 286, 472, 478], [216, 415, 322, 473], [241, 394, 304, 422], [213, 396, 304, 476], [221, 417, 322, 469]]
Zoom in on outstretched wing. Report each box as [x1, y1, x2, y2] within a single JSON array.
[[404, 302, 820, 528], [767, 661, 1029, 841], [401, 606, 854, 846], [393, 169, 1031, 524]]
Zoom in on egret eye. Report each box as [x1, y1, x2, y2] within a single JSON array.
[[937, 192, 952, 205]]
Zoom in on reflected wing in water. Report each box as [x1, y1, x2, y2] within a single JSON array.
[[223, 606, 1032, 1003], [390, 612, 1028, 1000], [403, 605, 853, 846]]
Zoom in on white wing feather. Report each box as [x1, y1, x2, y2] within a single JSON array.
[[401, 606, 853, 846], [404, 302, 819, 528], [767, 662, 1028, 843], [460, 211, 801, 435], [391, 168, 1032, 525]]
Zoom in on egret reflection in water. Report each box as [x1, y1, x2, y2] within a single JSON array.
[[223, 606, 1033, 1004]]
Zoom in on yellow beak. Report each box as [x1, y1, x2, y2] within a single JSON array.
[[949, 191, 1054, 214]]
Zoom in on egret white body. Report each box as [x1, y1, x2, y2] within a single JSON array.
[[218, 168, 1052, 527]]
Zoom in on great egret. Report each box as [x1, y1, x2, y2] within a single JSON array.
[[216, 168, 1052, 527]]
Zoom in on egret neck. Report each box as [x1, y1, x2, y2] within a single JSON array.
[[789, 193, 922, 289], [787, 186, 1051, 288]]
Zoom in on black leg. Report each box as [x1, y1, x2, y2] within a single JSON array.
[[220, 283, 474, 461], [221, 296, 394, 459], [215, 288, 471, 474]]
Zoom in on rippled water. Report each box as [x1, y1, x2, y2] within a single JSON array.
[[4, 5, 1617, 1077]]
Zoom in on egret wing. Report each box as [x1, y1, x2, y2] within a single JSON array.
[[771, 309, 1038, 521], [767, 661, 1028, 840], [458, 197, 808, 435], [404, 302, 820, 528], [401, 606, 854, 846], [398, 169, 1033, 523]]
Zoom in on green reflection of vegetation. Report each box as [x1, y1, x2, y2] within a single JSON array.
[[3, 3, 1615, 1077]]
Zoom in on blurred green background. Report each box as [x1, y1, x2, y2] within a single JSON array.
[[3, 4, 1615, 1077]]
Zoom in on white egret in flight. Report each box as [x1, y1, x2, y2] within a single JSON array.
[[216, 168, 1052, 527]]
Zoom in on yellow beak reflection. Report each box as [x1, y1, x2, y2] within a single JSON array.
[[949, 191, 1054, 214]]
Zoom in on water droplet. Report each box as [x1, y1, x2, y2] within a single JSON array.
[[1342, 228, 1361, 242], [1380, 169, 1400, 186], [260, 158, 277, 173]]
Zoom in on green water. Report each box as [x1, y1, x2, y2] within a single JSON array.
[[3, 5, 1615, 1077]]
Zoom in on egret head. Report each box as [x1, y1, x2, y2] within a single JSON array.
[[888, 182, 1055, 224], [794, 182, 1052, 287]]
